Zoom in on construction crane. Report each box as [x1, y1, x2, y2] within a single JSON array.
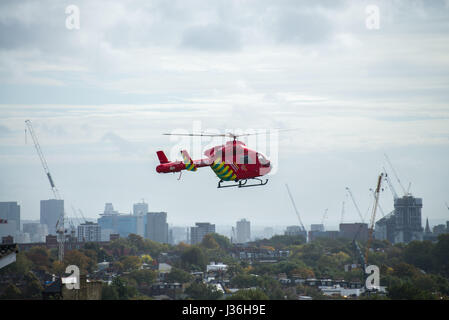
[[340, 201, 345, 225], [365, 173, 383, 266], [369, 188, 385, 218], [345, 187, 365, 223], [25, 120, 66, 262], [321, 208, 328, 227], [285, 184, 306, 233], [382, 168, 398, 200], [384, 153, 407, 196]]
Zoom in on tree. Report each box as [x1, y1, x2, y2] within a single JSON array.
[[26, 246, 52, 272], [166, 267, 193, 284], [128, 269, 157, 286], [185, 282, 223, 300], [210, 233, 231, 250], [388, 282, 435, 300], [403, 240, 435, 272], [258, 235, 306, 249], [22, 272, 43, 299], [52, 260, 65, 276], [201, 234, 219, 250], [127, 234, 146, 253], [434, 234, 449, 277], [228, 289, 269, 300], [141, 254, 153, 264], [119, 256, 142, 272], [181, 246, 207, 271], [290, 266, 315, 279], [64, 250, 95, 274], [101, 284, 119, 300], [0, 283, 22, 300], [230, 274, 260, 288], [111, 276, 137, 300], [392, 262, 420, 279], [84, 242, 112, 262]]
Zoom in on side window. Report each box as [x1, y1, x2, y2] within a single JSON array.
[[240, 155, 253, 164]]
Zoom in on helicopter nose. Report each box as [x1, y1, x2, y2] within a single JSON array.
[[260, 160, 271, 174]]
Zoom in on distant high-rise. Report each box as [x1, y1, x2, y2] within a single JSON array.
[[375, 195, 423, 244], [98, 203, 138, 240], [311, 224, 325, 232], [133, 201, 148, 238], [0, 202, 20, 238], [375, 213, 395, 243], [40, 199, 64, 235], [339, 223, 368, 242], [170, 227, 188, 244], [23, 223, 48, 243], [263, 227, 274, 239], [236, 219, 251, 243], [393, 195, 423, 243], [78, 222, 101, 242], [146, 212, 168, 244], [104, 203, 118, 215], [284, 226, 307, 241], [133, 201, 148, 216], [190, 222, 215, 245]]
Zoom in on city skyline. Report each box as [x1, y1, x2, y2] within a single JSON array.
[[1, 1, 449, 226]]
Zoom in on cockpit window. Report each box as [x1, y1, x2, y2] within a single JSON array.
[[257, 153, 269, 165]]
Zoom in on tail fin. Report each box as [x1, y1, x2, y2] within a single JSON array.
[[156, 151, 169, 164], [181, 150, 197, 171]]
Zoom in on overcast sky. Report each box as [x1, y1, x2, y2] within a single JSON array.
[[1, 0, 449, 230]]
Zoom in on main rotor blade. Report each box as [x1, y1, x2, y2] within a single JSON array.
[[162, 133, 227, 137], [163, 128, 300, 138]]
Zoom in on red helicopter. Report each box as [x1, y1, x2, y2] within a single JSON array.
[[156, 132, 272, 188]]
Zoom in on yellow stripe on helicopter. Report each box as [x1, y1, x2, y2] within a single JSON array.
[[181, 150, 197, 172]]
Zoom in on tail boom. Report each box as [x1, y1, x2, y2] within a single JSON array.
[[155, 150, 210, 173]]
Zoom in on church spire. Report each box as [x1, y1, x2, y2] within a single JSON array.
[[425, 217, 431, 233]]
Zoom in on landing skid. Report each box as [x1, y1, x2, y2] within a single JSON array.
[[217, 178, 269, 189]]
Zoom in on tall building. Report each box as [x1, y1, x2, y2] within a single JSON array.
[[23, 223, 48, 243], [170, 226, 188, 244], [0, 202, 20, 234], [190, 222, 215, 245], [146, 212, 168, 243], [432, 224, 447, 236], [375, 213, 395, 243], [133, 201, 148, 238], [339, 223, 369, 242], [393, 195, 423, 243], [375, 195, 423, 244], [263, 227, 274, 239], [104, 203, 117, 215], [284, 226, 307, 241], [236, 219, 251, 243], [133, 201, 148, 216], [78, 222, 101, 242], [97, 203, 138, 240], [40, 199, 64, 235], [311, 224, 325, 232]]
